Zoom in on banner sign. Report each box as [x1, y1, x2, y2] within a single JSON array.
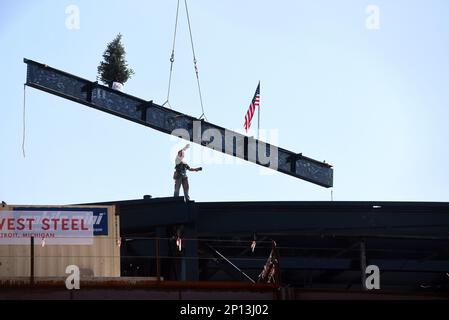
[[0, 210, 94, 245], [13, 207, 108, 236]]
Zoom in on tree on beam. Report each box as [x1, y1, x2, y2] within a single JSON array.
[[97, 33, 134, 90]]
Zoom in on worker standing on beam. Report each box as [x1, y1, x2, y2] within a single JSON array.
[[173, 144, 202, 201]]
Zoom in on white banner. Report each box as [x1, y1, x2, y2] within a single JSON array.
[[0, 211, 94, 245]]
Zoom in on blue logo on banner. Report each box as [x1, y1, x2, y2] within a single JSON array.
[[13, 207, 108, 236]]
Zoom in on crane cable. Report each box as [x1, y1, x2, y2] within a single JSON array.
[[163, 0, 208, 121], [163, 0, 180, 109], [184, 0, 207, 121]]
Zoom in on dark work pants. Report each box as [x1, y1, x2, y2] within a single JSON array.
[[174, 177, 189, 201]]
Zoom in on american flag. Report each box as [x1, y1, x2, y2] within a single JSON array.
[[244, 82, 260, 132]]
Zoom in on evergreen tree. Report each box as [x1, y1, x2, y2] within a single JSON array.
[[97, 33, 134, 87]]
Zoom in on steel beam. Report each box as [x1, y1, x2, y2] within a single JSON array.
[[209, 257, 449, 273], [24, 58, 333, 187]]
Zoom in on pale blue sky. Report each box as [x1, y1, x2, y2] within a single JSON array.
[[1, 0, 448, 205]]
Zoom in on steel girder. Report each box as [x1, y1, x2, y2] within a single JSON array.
[[24, 58, 333, 187]]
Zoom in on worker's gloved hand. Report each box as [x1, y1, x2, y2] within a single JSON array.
[[197, 167, 203, 171]]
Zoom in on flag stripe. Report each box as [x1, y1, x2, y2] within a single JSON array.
[[244, 83, 260, 131]]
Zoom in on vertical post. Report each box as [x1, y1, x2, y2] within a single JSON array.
[[180, 204, 199, 281], [257, 81, 261, 141], [182, 227, 198, 281], [257, 102, 260, 141], [156, 237, 161, 281], [30, 236, 34, 286], [156, 227, 168, 280], [360, 240, 367, 290]]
